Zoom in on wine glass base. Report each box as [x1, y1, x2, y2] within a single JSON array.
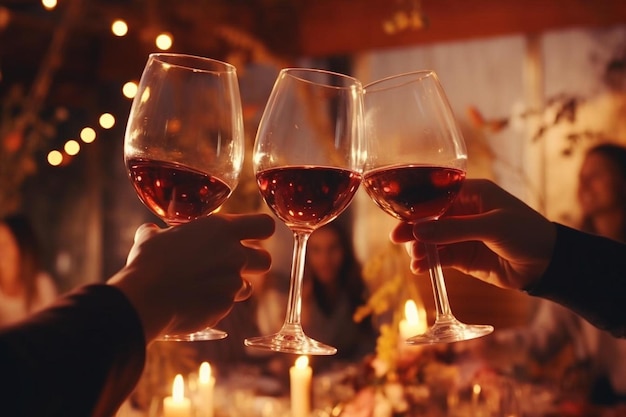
[[157, 328, 228, 342], [244, 332, 337, 355], [405, 320, 494, 345]]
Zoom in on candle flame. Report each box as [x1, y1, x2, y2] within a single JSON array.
[[295, 355, 309, 369], [199, 362, 212, 383], [473, 383, 482, 396], [172, 374, 185, 401], [404, 299, 419, 324]]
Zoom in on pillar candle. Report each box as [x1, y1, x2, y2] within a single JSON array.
[[163, 374, 192, 417], [472, 383, 482, 411], [290, 355, 312, 417], [399, 299, 428, 340], [196, 362, 215, 417]]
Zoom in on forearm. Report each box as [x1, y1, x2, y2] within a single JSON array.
[[0, 284, 146, 417], [528, 223, 626, 337]]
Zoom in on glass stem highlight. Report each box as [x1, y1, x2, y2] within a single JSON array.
[[282, 230, 311, 329], [425, 242, 454, 321]]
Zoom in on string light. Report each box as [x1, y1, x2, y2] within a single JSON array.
[[41, 0, 57, 11], [48, 150, 63, 166], [111, 19, 128, 37], [122, 81, 138, 99], [155, 32, 173, 50], [44, 15, 171, 167], [64, 140, 80, 156], [99, 113, 115, 129], [80, 127, 96, 144]]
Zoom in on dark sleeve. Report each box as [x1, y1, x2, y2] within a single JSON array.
[[527, 223, 626, 338], [0, 284, 146, 417]]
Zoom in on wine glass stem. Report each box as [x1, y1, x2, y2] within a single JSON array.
[[282, 230, 311, 329], [425, 242, 454, 321]]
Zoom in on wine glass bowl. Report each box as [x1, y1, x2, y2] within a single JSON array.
[[362, 70, 493, 344], [244, 68, 364, 355], [124, 53, 245, 341]]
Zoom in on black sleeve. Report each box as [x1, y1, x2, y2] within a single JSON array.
[[528, 223, 626, 338], [0, 284, 146, 417]]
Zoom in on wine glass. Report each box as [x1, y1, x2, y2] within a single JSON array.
[[362, 70, 493, 344], [244, 68, 364, 355], [124, 53, 246, 341]]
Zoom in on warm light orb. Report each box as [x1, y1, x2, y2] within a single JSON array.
[[172, 374, 185, 401], [155, 32, 173, 50], [48, 150, 63, 166], [80, 127, 96, 144], [404, 299, 419, 324], [199, 362, 212, 384], [41, 0, 57, 10], [122, 81, 138, 99], [111, 19, 128, 37], [99, 113, 115, 129], [64, 140, 80, 156], [295, 355, 309, 369]]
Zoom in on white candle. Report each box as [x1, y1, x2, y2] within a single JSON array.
[[472, 383, 482, 410], [290, 355, 312, 417], [163, 374, 192, 417], [399, 299, 428, 340], [196, 362, 215, 417]]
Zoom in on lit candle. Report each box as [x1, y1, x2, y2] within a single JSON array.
[[290, 355, 312, 417], [196, 362, 215, 417], [472, 383, 482, 410], [399, 299, 428, 340], [163, 374, 192, 417]]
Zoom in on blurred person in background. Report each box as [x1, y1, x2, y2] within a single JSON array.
[[458, 143, 626, 405], [300, 219, 378, 370], [0, 213, 57, 326]]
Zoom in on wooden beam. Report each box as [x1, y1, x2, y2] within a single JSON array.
[[298, 0, 626, 57]]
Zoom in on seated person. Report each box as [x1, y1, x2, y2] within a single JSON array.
[[479, 144, 626, 405], [300, 220, 378, 370], [0, 214, 58, 326]]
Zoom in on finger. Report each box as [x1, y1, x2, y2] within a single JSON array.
[[241, 247, 272, 274], [134, 223, 161, 244], [390, 222, 415, 243], [412, 213, 500, 245], [405, 240, 427, 262], [229, 213, 275, 240], [407, 244, 469, 274]]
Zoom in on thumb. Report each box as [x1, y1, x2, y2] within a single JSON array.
[[413, 213, 497, 244], [127, 223, 161, 265], [134, 223, 162, 244]]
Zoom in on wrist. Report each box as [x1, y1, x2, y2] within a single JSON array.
[[108, 267, 170, 342]]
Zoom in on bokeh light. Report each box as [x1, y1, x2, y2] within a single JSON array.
[[48, 150, 63, 166]]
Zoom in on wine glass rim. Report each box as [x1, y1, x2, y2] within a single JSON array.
[[280, 67, 362, 89], [149, 53, 237, 74], [363, 69, 437, 91]]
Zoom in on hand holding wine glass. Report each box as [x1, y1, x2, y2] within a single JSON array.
[[362, 70, 493, 344], [244, 68, 364, 355], [124, 53, 246, 341]]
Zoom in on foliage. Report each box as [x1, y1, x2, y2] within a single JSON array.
[[467, 54, 626, 157], [0, 85, 61, 217]]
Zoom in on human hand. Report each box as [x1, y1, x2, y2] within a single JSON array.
[[390, 179, 556, 291], [109, 213, 274, 341]]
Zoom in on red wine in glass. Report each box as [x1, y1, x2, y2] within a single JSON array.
[[257, 165, 362, 230], [363, 164, 465, 222], [244, 67, 364, 355], [363, 69, 493, 345], [127, 158, 232, 225], [124, 53, 246, 342]]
